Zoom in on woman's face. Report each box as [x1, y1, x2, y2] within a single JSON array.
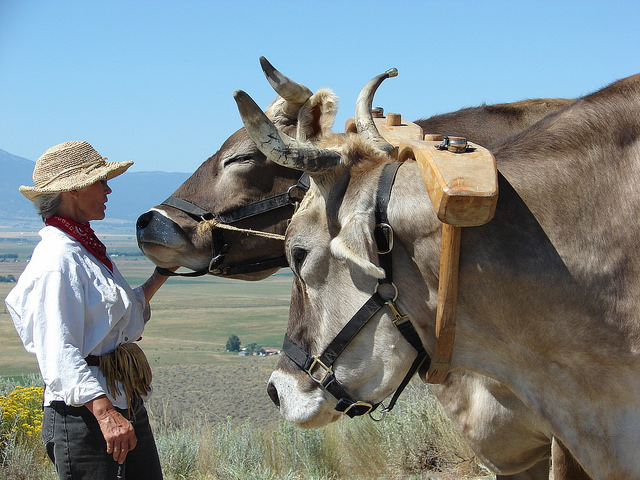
[[71, 179, 112, 222]]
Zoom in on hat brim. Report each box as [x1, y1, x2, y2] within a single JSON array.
[[19, 160, 134, 201]]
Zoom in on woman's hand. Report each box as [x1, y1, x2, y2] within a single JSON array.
[[141, 266, 179, 303], [85, 395, 137, 464]]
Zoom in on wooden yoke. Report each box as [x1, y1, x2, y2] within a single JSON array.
[[345, 111, 498, 384], [398, 138, 498, 383], [345, 111, 424, 147]]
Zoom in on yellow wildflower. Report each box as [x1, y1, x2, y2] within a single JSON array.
[[0, 385, 44, 448]]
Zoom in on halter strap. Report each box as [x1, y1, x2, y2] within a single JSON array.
[[157, 174, 309, 277], [283, 293, 389, 417], [374, 160, 400, 283]]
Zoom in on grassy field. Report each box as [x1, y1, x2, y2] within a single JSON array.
[[116, 257, 292, 370], [0, 232, 292, 376]]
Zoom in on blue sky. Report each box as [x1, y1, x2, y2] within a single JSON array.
[[1, 0, 639, 173]]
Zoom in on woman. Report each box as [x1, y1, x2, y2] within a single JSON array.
[[5, 141, 176, 479]]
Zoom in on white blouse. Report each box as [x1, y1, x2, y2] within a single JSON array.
[[5, 226, 151, 409]]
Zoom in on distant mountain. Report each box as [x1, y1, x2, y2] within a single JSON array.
[[0, 148, 190, 232], [0, 149, 40, 224]]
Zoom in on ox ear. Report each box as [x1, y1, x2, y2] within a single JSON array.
[[330, 213, 386, 279], [296, 88, 338, 142]]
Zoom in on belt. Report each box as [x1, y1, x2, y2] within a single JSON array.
[[48, 397, 144, 417]]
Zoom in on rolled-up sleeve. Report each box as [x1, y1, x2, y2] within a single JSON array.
[[132, 286, 151, 324]]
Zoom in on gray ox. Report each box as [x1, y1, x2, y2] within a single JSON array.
[[135, 59, 579, 479], [234, 71, 640, 479]]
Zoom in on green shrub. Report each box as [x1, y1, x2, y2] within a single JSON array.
[[156, 428, 201, 479]]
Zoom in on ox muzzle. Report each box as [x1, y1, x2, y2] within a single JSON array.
[[137, 174, 309, 277]]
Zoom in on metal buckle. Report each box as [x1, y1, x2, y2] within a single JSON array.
[[375, 281, 398, 303], [307, 357, 333, 384], [387, 300, 410, 327], [287, 184, 306, 203], [376, 223, 394, 254], [343, 401, 374, 416], [208, 254, 225, 274], [369, 404, 388, 422]]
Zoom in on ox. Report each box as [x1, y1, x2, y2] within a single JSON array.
[[234, 71, 640, 479], [135, 59, 579, 479]]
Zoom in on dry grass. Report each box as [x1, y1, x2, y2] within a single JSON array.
[[149, 381, 492, 480]]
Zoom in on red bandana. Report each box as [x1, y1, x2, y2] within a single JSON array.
[[45, 215, 113, 272]]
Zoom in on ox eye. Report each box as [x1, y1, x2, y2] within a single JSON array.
[[223, 154, 254, 168], [290, 247, 308, 275]]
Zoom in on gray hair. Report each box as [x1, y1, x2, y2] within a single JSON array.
[[33, 193, 62, 221]]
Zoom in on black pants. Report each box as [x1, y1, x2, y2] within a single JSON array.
[[42, 399, 163, 480]]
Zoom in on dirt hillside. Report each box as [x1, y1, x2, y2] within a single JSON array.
[[146, 355, 282, 429]]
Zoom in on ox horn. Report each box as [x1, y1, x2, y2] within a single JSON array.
[[355, 68, 398, 154], [260, 56, 313, 120], [234, 89, 342, 173]]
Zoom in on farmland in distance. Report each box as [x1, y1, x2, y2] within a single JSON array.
[[0, 231, 291, 427]]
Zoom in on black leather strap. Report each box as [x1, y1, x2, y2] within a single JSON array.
[[161, 174, 310, 224], [375, 162, 401, 226], [161, 196, 213, 221], [157, 174, 310, 277], [319, 293, 387, 365], [156, 255, 289, 278], [375, 162, 402, 283], [283, 334, 380, 418]]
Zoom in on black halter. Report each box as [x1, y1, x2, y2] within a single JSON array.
[[282, 162, 431, 418], [156, 174, 310, 277]]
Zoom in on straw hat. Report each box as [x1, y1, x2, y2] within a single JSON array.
[[19, 141, 133, 201]]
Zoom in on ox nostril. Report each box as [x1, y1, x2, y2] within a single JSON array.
[[136, 211, 153, 230], [267, 381, 280, 408]]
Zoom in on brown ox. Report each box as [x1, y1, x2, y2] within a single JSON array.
[[234, 71, 640, 479], [135, 59, 578, 479]]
